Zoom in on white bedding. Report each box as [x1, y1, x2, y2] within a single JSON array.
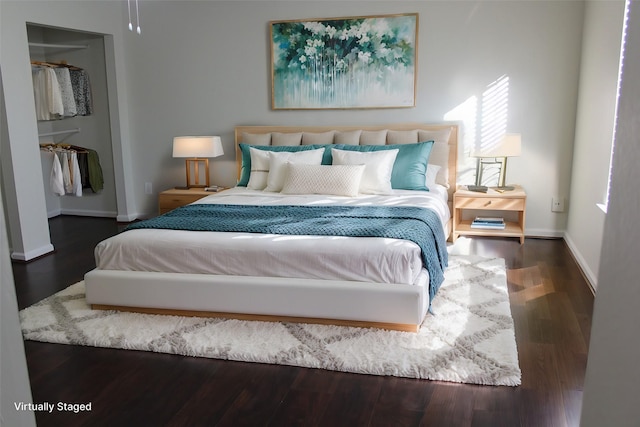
[[95, 186, 450, 286]]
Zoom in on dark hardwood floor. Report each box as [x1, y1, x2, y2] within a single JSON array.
[[12, 216, 594, 427]]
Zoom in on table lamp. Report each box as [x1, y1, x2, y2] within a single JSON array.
[[172, 136, 224, 188], [472, 133, 521, 190]]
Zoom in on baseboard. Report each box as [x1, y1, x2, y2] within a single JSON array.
[[524, 228, 564, 238], [562, 232, 597, 294], [59, 209, 117, 218], [11, 243, 55, 261], [47, 208, 62, 219], [116, 212, 142, 223]]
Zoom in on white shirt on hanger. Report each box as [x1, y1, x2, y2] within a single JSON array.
[[50, 152, 65, 196]]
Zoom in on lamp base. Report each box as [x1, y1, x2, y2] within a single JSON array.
[[184, 158, 210, 189]]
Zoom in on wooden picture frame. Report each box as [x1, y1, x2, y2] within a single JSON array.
[[270, 13, 418, 110]]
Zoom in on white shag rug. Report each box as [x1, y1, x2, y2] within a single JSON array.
[[19, 254, 521, 386]]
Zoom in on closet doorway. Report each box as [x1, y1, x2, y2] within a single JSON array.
[[28, 24, 118, 220]]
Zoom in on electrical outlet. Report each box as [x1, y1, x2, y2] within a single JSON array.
[[552, 197, 565, 212], [144, 182, 153, 195]]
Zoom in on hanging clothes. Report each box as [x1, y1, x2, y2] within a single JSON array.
[[70, 152, 82, 197], [50, 152, 65, 196], [86, 149, 104, 192], [41, 144, 103, 195], [32, 66, 50, 120], [30, 61, 92, 120], [77, 152, 90, 189], [53, 67, 77, 117], [61, 151, 72, 194], [69, 69, 93, 116]]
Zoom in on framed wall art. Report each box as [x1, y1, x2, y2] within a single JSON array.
[[270, 13, 418, 110]]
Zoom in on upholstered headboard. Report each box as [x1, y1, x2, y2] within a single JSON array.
[[234, 123, 459, 200]]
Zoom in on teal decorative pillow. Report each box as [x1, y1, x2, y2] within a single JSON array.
[[332, 141, 434, 191], [238, 143, 332, 186]]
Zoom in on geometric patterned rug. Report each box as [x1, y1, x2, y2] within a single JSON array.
[[19, 254, 521, 386]]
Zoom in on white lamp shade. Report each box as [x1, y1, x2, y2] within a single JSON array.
[[172, 136, 224, 158], [471, 134, 522, 158]]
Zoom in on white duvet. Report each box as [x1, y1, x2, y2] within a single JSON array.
[[95, 186, 450, 286]]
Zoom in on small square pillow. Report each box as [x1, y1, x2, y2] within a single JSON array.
[[246, 147, 272, 190], [241, 132, 271, 146], [334, 130, 362, 145], [263, 148, 325, 192], [387, 130, 418, 145], [302, 131, 335, 145], [281, 163, 365, 197], [360, 130, 387, 145], [331, 148, 398, 195], [271, 132, 303, 146]]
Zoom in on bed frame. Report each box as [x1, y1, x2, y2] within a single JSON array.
[[85, 123, 459, 332]]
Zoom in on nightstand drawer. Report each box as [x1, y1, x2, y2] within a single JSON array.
[[159, 194, 204, 210], [455, 197, 525, 211], [158, 189, 213, 214]]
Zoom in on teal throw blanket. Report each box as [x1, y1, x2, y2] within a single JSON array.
[[126, 204, 448, 305]]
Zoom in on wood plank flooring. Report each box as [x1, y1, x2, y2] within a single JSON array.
[[11, 216, 594, 426]]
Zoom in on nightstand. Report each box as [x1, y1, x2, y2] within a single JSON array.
[[158, 188, 221, 214], [452, 185, 526, 244]]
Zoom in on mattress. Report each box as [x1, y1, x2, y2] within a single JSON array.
[[95, 187, 450, 286]]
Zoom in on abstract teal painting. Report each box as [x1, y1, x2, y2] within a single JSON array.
[[271, 14, 418, 109]]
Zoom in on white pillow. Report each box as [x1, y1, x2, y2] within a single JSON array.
[[246, 147, 271, 190], [281, 163, 365, 197], [263, 148, 324, 192], [331, 148, 398, 195], [426, 164, 441, 188]]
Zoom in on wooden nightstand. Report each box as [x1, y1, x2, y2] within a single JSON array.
[[452, 185, 526, 244], [158, 188, 221, 214]]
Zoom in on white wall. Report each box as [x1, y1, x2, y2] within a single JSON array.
[[123, 0, 584, 230], [1, 175, 36, 425], [581, 1, 640, 424], [0, 1, 136, 259], [565, 1, 626, 289], [0, 1, 586, 256]]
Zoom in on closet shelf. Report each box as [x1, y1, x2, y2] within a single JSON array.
[[29, 42, 88, 50], [38, 128, 80, 138]]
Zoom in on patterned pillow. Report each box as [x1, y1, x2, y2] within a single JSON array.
[[281, 164, 365, 197], [263, 149, 324, 192]]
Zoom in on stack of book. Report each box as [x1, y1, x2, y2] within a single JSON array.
[[470, 216, 506, 229]]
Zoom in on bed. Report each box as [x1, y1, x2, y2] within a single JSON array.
[[85, 123, 459, 332]]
